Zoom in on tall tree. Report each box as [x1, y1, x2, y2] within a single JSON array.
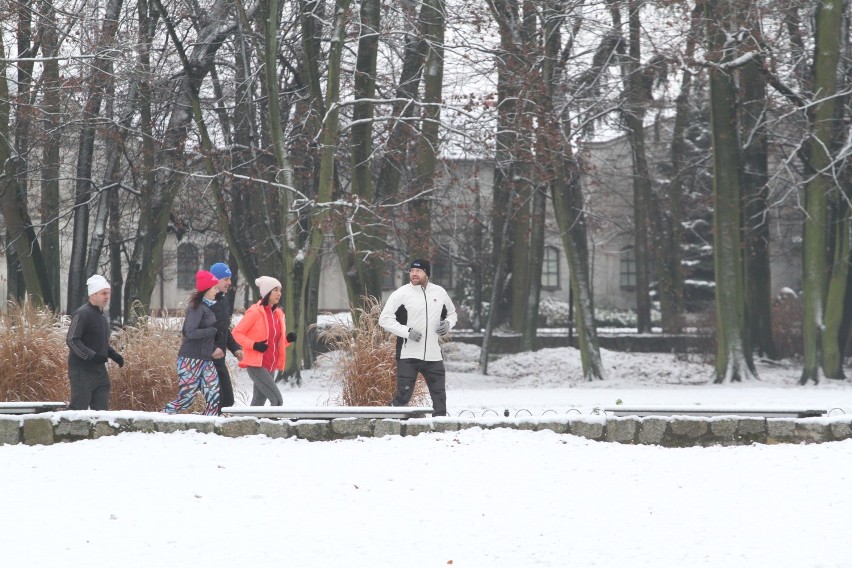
[[508, 2, 537, 337], [406, 0, 446, 259], [67, 0, 124, 310], [653, 2, 703, 335], [481, 0, 531, 371], [738, 10, 776, 359], [543, 0, 605, 380], [799, 0, 847, 383], [298, 0, 352, 374], [342, 0, 384, 303], [704, 0, 756, 383], [126, 0, 244, 319], [0, 0, 55, 308], [38, 0, 62, 307], [611, 0, 653, 332]]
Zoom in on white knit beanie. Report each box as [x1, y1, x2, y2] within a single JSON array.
[[86, 274, 110, 296], [255, 276, 282, 299]]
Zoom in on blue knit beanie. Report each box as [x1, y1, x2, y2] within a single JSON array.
[[209, 262, 232, 279]]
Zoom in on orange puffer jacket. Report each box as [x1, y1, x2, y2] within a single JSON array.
[[232, 302, 291, 370]]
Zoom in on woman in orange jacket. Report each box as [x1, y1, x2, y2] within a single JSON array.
[[232, 276, 296, 406]]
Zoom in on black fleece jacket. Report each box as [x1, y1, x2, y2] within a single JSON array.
[[211, 291, 241, 355], [67, 302, 119, 371]]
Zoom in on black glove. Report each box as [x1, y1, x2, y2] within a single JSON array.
[[286, 332, 297, 343], [91, 353, 108, 365], [109, 352, 125, 368], [253, 340, 269, 353]]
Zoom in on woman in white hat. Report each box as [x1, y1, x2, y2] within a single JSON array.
[[232, 276, 296, 406]]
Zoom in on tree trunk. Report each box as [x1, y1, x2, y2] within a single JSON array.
[[108, 179, 123, 324], [612, 0, 652, 332], [479, 184, 514, 374], [652, 4, 701, 335], [544, 0, 603, 380], [67, 0, 124, 310], [471, 172, 484, 331], [86, 79, 132, 280], [822, 211, 850, 378], [800, 0, 844, 384], [705, 0, 756, 383], [739, 53, 776, 359], [39, 0, 61, 308], [127, 0, 238, 319], [375, 1, 429, 203], [0, 2, 53, 308], [485, 0, 533, 336], [298, 0, 352, 374], [124, 0, 157, 320], [509, 205, 529, 333], [406, 0, 445, 258], [522, 183, 546, 351], [345, 0, 384, 301]]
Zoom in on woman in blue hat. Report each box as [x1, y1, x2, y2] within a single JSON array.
[[207, 262, 244, 413]]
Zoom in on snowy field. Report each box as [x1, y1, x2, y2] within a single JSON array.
[[2, 343, 852, 567]]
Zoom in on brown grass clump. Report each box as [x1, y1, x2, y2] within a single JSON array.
[[108, 306, 183, 411], [318, 297, 428, 407], [0, 301, 201, 412], [0, 300, 69, 402]]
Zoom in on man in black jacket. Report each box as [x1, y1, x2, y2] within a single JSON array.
[[66, 274, 125, 410], [209, 263, 244, 412]]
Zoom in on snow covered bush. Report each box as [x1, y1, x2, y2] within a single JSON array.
[[538, 297, 571, 327], [538, 297, 661, 328]]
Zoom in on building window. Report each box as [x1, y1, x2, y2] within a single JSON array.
[[431, 253, 452, 287], [620, 247, 636, 289], [177, 243, 199, 289], [383, 268, 396, 290], [541, 246, 560, 288], [204, 242, 226, 269]]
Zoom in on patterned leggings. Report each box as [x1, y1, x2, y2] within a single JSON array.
[[163, 357, 221, 416]]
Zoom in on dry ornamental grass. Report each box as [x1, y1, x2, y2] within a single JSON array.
[[317, 297, 428, 407], [0, 301, 186, 412], [108, 309, 183, 411], [0, 301, 69, 402]]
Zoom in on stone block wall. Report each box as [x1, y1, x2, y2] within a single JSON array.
[[1, 412, 850, 447]]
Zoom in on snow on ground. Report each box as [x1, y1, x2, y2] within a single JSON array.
[[3, 342, 852, 567]]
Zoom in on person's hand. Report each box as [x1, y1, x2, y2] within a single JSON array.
[[286, 332, 297, 343], [253, 340, 269, 353], [91, 353, 108, 365], [109, 352, 125, 368], [408, 328, 422, 342], [212, 347, 225, 359], [235, 349, 244, 361], [436, 320, 450, 336]]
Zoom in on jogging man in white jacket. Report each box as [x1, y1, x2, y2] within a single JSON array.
[[379, 258, 457, 416]]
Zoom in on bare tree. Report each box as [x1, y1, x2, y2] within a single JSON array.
[[704, 0, 757, 383], [0, 0, 55, 308], [67, 0, 124, 310]]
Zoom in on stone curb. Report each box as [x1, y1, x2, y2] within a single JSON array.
[[1, 413, 850, 447]]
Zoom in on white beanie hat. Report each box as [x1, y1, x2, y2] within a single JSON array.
[[87, 274, 110, 296], [255, 276, 282, 299]]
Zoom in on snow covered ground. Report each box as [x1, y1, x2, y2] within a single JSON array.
[[2, 343, 852, 567]]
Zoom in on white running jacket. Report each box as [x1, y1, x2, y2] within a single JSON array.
[[379, 282, 458, 361]]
